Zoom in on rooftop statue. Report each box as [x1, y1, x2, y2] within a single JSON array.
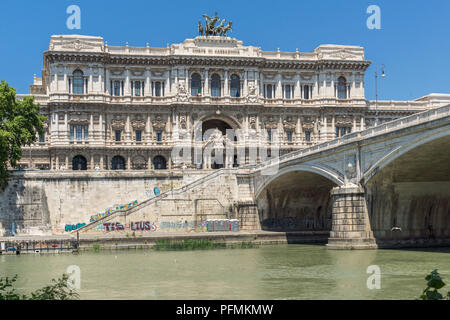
[[199, 12, 233, 37]]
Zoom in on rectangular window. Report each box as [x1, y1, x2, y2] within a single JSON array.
[[267, 129, 272, 141], [336, 127, 352, 137], [136, 130, 142, 142], [303, 85, 311, 100], [153, 81, 164, 97], [264, 84, 274, 99], [156, 131, 162, 142], [133, 81, 143, 97], [284, 85, 292, 99], [115, 130, 121, 142], [286, 131, 292, 142], [39, 134, 45, 143], [76, 125, 82, 141], [305, 131, 311, 142], [113, 81, 121, 96], [84, 125, 89, 140], [70, 125, 74, 140]]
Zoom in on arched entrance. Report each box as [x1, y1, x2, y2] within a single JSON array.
[[72, 155, 87, 170], [202, 119, 232, 136], [111, 156, 126, 170], [200, 117, 240, 169], [153, 155, 167, 170]]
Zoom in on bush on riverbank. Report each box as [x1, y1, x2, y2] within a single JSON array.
[[153, 239, 257, 251], [419, 269, 450, 300], [153, 239, 226, 250], [0, 274, 79, 300]]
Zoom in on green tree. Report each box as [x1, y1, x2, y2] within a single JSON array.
[[420, 269, 450, 300], [0, 80, 46, 190], [0, 274, 79, 300]]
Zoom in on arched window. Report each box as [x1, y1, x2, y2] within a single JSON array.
[[73, 70, 84, 95], [72, 155, 87, 171], [230, 75, 240, 97], [191, 73, 202, 96], [111, 156, 126, 170], [153, 156, 167, 170], [211, 74, 221, 97], [337, 76, 347, 99]]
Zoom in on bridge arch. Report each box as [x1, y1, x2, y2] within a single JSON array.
[[363, 128, 450, 244], [363, 127, 450, 184], [255, 164, 344, 199], [254, 164, 344, 232]]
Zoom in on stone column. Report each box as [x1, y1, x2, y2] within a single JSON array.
[[204, 69, 209, 96], [331, 115, 336, 139], [224, 70, 229, 96], [125, 68, 130, 96], [327, 185, 377, 250]]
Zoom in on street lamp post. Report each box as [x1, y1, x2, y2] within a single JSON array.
[[375, 64, 386, 126]]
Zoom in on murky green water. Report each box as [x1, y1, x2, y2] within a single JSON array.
[[1, 245, 449, 300]]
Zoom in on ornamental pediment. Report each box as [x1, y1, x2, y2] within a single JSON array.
[[335, 116, 352, 126], [152, 115, 166, 130], [49, 35, 104, 53], [111, 119, 125, 129], [68, 119, 89, 125], [131, 120, 146, 129]]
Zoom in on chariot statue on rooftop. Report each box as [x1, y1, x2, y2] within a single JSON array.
[[199, 12, 233, 37]]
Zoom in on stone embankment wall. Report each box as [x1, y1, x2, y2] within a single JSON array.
[[81, 170, 244, 235], [0, 170, 208, 236]]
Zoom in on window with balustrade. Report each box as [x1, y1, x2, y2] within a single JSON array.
[[230, 74, 240, 97], [191, 73, 202, 96], [335, 126, 351, 137], [135, 130, 142, 142], [264, 84, 275, 99], [132, 80, 144, 97], [152, 81, 164, 97], [283, 84, 294, 99], [72, 70, 84, 94], [337, 76, 348, 99], [70, 125, 88, 141], [211, 74, 221, 97], [302, 84, 312, 100], [111, 80, 123, 96], [115, 130, 121, 142]]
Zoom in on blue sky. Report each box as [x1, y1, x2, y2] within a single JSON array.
[[0, 0, 448, 100]]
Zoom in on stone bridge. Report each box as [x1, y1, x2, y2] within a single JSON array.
[[246, 104, 450, 248]]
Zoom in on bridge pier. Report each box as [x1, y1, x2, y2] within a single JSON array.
[[327, 184, 377, 250]]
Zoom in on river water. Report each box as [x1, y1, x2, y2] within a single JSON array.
[[1, 244, 449, 300]]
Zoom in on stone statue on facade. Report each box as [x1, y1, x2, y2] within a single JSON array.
[[199, 12, 232, 37]]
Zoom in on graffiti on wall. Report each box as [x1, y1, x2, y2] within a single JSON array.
[[261, 217, 328, 230], [130, 221, 157, 232], [159, 221, 195, 230], [98, 221, 158, 232], [89, 200, 138, 222], [65, 223, 86, 232], [102, 222, 125, 232]]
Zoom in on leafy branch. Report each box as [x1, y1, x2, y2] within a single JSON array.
[[0, 274, 79, 300]]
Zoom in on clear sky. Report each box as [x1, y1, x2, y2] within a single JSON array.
[[0, 0, 448, 100]]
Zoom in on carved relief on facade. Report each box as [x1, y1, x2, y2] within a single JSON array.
[[68, 118, 89, 125], [335, 116, 352, 127], [248, 115, 257, 129], [264, 116, 279, 129], [177, 82, 189, 102], [152, 114, 167, 130], [110, 119, 125, 130], [283, 116, 296, 130], [246, 81, 258, 103], [179, 115, 187, 130], [131, 119, 146, 130]]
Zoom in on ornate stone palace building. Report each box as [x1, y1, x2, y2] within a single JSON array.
[[18, 34, 450, 171]]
